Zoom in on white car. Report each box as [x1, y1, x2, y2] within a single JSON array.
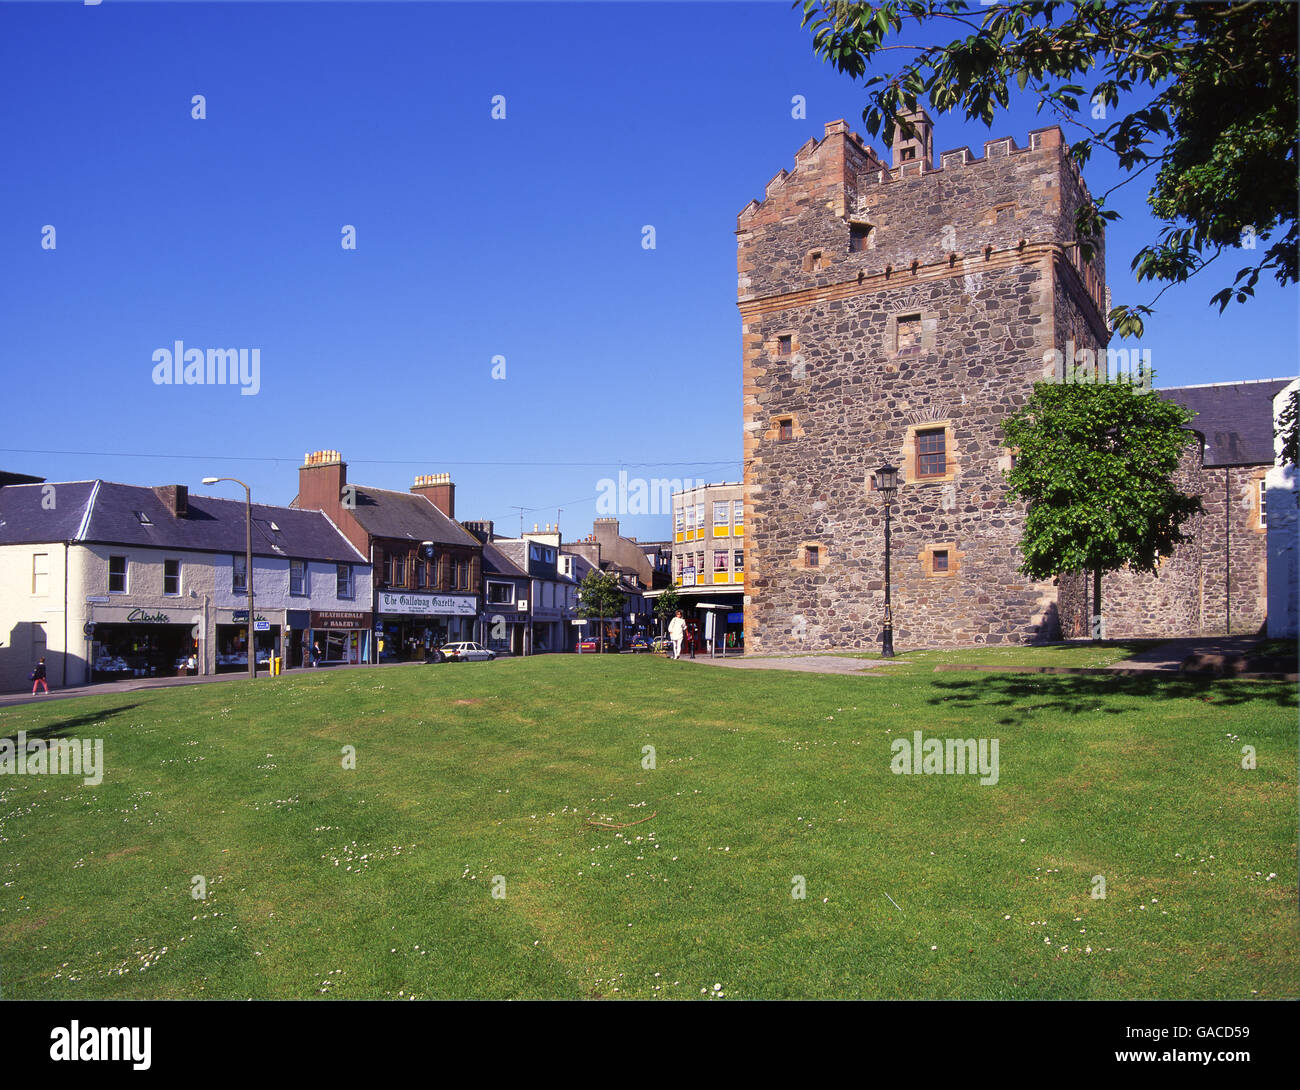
[[441, 642, 496, 663]]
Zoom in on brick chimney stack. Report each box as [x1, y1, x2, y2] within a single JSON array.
[[154, 484, 188, 518], [412, 473, 455, 519], [299, 450, 347, 514]]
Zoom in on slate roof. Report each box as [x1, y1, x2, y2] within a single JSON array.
[[0, 480, 365, 563], [482, 541, 528, 580], [493, 540, 528, 571], [0, 481, 96, 545], [346, 486, 480, 547], [1162, 378, 1294, 467]]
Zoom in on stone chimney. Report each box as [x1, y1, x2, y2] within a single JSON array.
[[412, 473, 455, 519], [462, 519, 494, 543], [891, 107, 934, 170], [154, 484, 188, 518], [299, 450, 347, 514]]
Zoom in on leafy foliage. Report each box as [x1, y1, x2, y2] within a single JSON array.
[[653, 586, 682, 621], [577, 568, 625, 649], [1001, 380, 1202, 581], [1278, 386, 1298, 468], [798, 1, 1298, 335]]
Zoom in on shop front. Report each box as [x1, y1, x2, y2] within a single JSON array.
[[215, 609, 282, 673], [308, 610, 373, 666], [375, 591, 478, 662], [86, 605, 197, 681]]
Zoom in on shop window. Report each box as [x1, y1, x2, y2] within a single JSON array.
[[337, 564, 354, 599], [164, 558, 182, 596], [917, 428, 948, 478], [488, 581, 514, 605], [896, 314, 922, 354], [109, 555, 128, 594], [32, 553, 48, 596], [231, 555, 246, 594]]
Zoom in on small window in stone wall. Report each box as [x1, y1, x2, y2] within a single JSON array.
[[849, 222, 872, 252], [932, 549, 949, 573], [896, 315, 922, 354], [900, 146, 917, 161], [803, 249, 828, 273], [778, 418, 794, 441], [777, 334, 793, 356], [805, 546, 820, 568], [916, 427, 947, 477], [1259, 478, 1267, 528]]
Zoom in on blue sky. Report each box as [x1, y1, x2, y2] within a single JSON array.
[[2, 0, 1295, 543]]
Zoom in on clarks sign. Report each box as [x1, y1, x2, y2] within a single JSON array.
[[378, 592, 476, 617], [126, 609, 171, 624]]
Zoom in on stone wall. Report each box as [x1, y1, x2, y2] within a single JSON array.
[[739, 121, 1106, 652]]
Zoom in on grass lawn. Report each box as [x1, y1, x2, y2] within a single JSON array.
[[838, 640, 1174, 669], [0, 656, 1295, 1000]]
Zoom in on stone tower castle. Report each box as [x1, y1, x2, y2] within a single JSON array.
[[737, 113, 1109, 651]]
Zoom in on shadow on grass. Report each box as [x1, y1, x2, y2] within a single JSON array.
[[0, 704, 141, 742], [928, 673, 1294, 725]]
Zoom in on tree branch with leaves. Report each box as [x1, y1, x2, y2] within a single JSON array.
[[798, 1, 1297, 336]]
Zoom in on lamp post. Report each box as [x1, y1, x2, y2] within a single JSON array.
[[872, 463, 900, 658], [202, 476, 256, 680]]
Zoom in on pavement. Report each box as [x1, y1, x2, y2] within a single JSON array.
[[1100, 635, 1279, 672]]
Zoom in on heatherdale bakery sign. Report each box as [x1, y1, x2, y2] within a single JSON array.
[[378, 592, 477, 617]]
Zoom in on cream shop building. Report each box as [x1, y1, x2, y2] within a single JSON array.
[[0, 478, 371, 691]]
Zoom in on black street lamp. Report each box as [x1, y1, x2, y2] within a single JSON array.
[[203, 476, 257, 680], [872, 463, 900, 658]]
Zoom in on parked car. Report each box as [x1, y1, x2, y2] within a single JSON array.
[[651, 636, 671, 655], [577, 636, 620, 653], [440, 642, 495, 663], [629, 635, 652, 653]]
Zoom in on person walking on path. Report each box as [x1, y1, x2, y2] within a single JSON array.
[[30, 657, 49, 695], [310, 641, 322, 669], [668, 611, 687, 660]]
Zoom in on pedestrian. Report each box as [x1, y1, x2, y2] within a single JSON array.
[[687, 623, 697, 659], [668, 610, 687, 660], [310, 640, 322, 668], [30, 656, 49, 695]]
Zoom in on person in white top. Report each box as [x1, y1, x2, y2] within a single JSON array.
[[667, 611, 687, 660]]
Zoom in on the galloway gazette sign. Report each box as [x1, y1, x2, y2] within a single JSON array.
[[377, 592, 477, 617]]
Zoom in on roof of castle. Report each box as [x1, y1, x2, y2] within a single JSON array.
[[1162, 378, 1295, 467]]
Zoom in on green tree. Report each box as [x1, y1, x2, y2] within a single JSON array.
[[577, 569, 624, 652], [1001, 379, 1202, 636], [799, 1, 1298, 336], [653, 587, 681, 630], [1278, 386, 1298, 468]]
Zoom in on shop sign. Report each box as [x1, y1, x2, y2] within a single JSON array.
[[253, 621, 271, 632], [310, 610, 374, 631], [378, 591, 477, 617], [127, 608, 171, 624]]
